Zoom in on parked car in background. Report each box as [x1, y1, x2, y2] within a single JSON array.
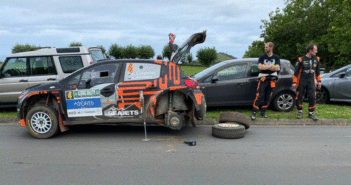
[[193, 58, 296, 111], [318, 64, 351, 103], [17, 31, 207, 139], [0, 47, 105, 108]]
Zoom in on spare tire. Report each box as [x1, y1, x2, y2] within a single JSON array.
[[219, 112, 251, 129], [212, 122, 246, 139]]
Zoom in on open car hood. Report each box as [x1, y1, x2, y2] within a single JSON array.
[[170, 30, 207, 64]]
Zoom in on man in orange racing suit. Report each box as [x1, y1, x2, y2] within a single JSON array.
[[292, 43, 321, 121], [252, 42, 280, 120]]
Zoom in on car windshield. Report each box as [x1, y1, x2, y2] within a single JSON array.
[[89, 49, 105, 63], [193, 61, 231, 79]]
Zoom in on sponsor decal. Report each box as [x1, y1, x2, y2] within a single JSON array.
[[127, 63, 133, 73], [65, 89, 102, 117], [104, 106, 139, 118]]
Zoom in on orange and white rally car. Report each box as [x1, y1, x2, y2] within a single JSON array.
[[17, 31, 207, 138]]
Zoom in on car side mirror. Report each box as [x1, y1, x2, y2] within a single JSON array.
[[339, 73, 346, 78], [211, 75, 219, 83]]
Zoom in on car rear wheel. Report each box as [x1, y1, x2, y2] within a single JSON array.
[[212, 122, 246, 139], [273, 91, 295, 112], [25, 106, 59, 139]]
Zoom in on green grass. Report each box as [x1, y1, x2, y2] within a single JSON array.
[[1, 103, 351, 119], [0, 111, 17, 117], [180, 65, 207, 76], [206, 102, 351, 119]]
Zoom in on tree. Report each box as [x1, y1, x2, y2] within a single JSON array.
[[12, 44, 40, 53], [138, 45, 155, 59], [186, 53, 193, 64], [69, 42, 82, 47], [162, 45, 172, 61], [260, 0, 351, 71], [97, 45, 106, 54], [124, 45, 138, 59], [197, 47, 218, 66], [109, 44, 124, 59], [243, 41, 265, 58], [156, 55, 162, 60]]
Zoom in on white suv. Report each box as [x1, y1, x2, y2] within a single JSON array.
[[0, 47, 105, 107]]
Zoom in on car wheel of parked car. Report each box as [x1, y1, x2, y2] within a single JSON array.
[[25, 106, 59, 139], [273, 91, 295, 112], [218, 112, 250, 129], [212, 122, 246, 139], [317, 87, 329, 104]]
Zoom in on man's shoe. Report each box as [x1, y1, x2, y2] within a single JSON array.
[[251, 112, 257, 120], [261, 112, 268, 118], [308, 113, 319, 121], [297, 111, 303, 119]]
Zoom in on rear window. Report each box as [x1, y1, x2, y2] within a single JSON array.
[[89, 49, 105, 63], [124, 63, 161, 81], [59, 56, 84, 73]]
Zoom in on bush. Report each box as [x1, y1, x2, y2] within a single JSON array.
[[12, 44, 40, 53], [138, 45, 155, 59], [162, 45, 172, 61], [186, 53, 193, 64], [69, 42, 82, 47], [197, 47, 218, 66], [109, 44, 124, 59], [124, 45, 138, 59]]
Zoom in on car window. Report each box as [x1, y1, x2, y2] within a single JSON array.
[[124, 63, 161, 81], [331, 70, 346, 77], [345, 67, 351, 77], [202, 74, 213, 83], [216, 64, 247, 81], [59, 56, 84, 73], [250, 63, 259, 77], [67, 72, 82, 86], [1, 58, 27, 77], [78, 64, 119, 89], [89, 49, 105, 63], [30, 57, 57, 75]]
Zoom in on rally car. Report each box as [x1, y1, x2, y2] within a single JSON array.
[[17, 31, 207, 138]]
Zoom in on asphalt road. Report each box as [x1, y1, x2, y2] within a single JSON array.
[[1, 124, 351, 185]]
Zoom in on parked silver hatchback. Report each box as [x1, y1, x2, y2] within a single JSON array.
[[0, 47, 105, 107]]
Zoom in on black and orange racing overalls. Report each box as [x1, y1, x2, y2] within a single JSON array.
[[253, 76, 278, 113], [293, 56, 321, 112]]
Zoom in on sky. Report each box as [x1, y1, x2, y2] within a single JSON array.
[[0, 0, 286, 59]]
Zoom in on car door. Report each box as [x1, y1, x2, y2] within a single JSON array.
[[332, 66, 351, 100], [28, 56, 58, 88], [0, 57, 29, 103], [200, 63, 248, 106], [63, 63, 121, 121], [246, 62, 260, 104], [116, 62, 162, 118]]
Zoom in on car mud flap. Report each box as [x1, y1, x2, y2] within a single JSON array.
[[57, 106, 69, 132]]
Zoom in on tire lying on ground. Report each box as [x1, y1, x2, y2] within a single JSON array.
[[219, 111, 251, 129], [212, 122, 246, 139]]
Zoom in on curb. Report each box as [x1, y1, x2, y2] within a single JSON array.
[[195, 118, 351, 126], [2, 117, 351, 126]]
